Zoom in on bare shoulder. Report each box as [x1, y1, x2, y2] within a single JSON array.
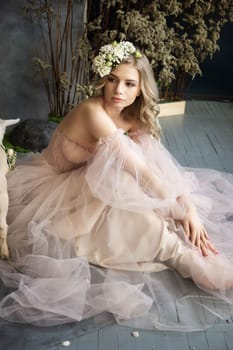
[[58, 97, 105, 136], [77, 97, 117, 139], [70, 97, 106, 122], [57, 97, 117, 144], [78, 97, 108, 121], [61, 97, 117, 141], [64, 96, 98, 116], [77, 97, 101, 112], [65, 96, 105, 121]]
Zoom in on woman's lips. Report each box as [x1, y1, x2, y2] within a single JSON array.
[[112, 97, 124, 102]]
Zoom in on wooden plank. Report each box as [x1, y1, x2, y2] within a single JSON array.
[[98, 324, 118, 350], [117, 328, 136, 350], [205, 331, 228, 350], [133, 330, 157, 350], [57, 338, 79, 350], [149, 332, 171, 350], [160, 117, 190, 166], [43, 337, 79, 350], [225, 330, 233, 350], [188, 332, 210, 350], [134, 331, 171, 350], [183, 122, 212, 168], [168, 333, 189, 349], [78, 330, 98, 350], [152, 333, 171, 350]]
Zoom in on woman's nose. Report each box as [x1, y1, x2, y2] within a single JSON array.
[[115, 82, 124, 94]]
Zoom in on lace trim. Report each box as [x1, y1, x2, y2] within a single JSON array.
[[98, 129, 126, 146], [98, 128, 147, 146], [56, 128, 96, 154], [127, 129, 146, 137]]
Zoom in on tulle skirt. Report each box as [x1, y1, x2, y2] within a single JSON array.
[[0, 130, 233, 331]]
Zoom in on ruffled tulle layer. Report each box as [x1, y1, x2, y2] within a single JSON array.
[[0, 130, 233, 330]]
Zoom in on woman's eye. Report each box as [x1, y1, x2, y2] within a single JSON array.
[[126, 82, 136, 87], [108, 77, 116, 83]]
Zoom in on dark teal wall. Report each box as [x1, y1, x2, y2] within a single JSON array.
[[0, 1, 48, 121], [185, 23, 233, 100]]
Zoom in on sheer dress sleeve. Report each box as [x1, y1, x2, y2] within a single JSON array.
[[85, 129, 195, 219]]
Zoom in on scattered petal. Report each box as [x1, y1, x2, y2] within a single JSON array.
[[61, 340, 71, 346], [131, 331, 140, 337]]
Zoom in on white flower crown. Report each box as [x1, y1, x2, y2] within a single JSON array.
[[92, 41, 142, 78]]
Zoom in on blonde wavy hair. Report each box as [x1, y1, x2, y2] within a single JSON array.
[[93, 54, 161, 139]]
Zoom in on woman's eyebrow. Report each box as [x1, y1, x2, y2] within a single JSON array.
[[109, 73, 137, 82], [125, 79, 138, 82], [109, 73, 118, 78]]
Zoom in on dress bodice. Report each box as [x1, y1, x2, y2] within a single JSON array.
[[42, 128, 96, 172], [42, 127, 146, 173]]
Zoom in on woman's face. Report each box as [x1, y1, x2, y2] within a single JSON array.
[[103, 63, 141, 110]]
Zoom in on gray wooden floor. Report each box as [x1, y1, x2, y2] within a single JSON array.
[[0, 100, 233, 350], [161, 100, 233, 173]]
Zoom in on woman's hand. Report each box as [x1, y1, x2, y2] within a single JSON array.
[[181, 207, 218, 257]]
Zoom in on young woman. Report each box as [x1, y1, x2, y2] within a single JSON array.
[[1, 41, 233, 330]]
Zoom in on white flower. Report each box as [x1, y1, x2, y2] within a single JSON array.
[[131, 331, 140, 337], [7, 148, 14, 156], [99, 65, 112, 77], [61, 340, 71, 347], [5, 147, 17, 171], [113, 46, 125, 60], [92, 41, 142, 77]]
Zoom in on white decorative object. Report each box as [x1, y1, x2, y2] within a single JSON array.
[[158, 101, 186, 117], [131, 331, 140, 337], [0, 118, 20, 259], [92, 41, 142, 77], [61, 340, 71, 347]]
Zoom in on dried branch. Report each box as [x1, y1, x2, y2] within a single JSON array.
[[24, 0, 88, 117]]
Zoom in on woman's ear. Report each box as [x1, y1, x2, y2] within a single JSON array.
[[136, 90, 141, 97]]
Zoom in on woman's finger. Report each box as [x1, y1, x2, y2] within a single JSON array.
[[195, 230, 201, 249], [206, 240, 218, 255], [200, 241, 208, 257], [189, 223, 197, 245], [200, 234, 218, 255], [183, 219, 190, 238], [202, 227, 209, 240], [191, 232, 197, 245]]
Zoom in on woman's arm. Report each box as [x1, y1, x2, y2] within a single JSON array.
[[85, 104, 218, 256], [85, 105, 174, 200], [177, 194, 218, 256]]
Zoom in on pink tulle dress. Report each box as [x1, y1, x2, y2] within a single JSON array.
[[0, 126, 233, 330]]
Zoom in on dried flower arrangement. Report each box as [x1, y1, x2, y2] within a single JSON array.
[[23, 0, 233, 117], [86, 0, 233, 100]]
